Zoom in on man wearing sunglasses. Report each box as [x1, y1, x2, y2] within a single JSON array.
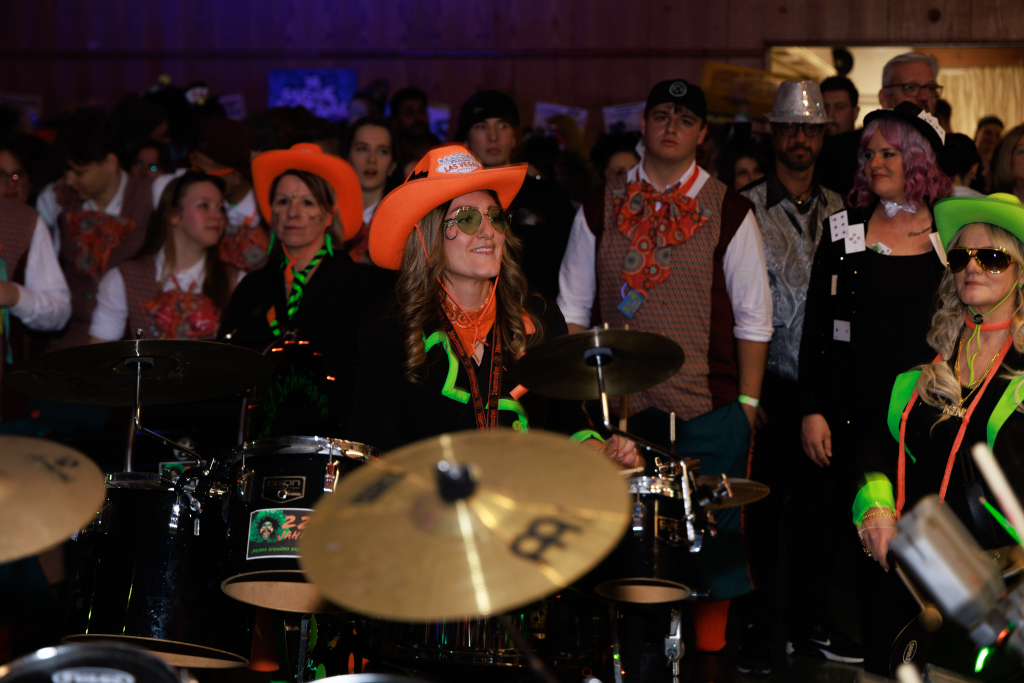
[[558, 78, 772, 682], [878, 52, 942, 114], [737, 80, 851, 674]]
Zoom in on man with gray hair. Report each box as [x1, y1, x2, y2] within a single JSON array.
[[878, 52, 942, 112]]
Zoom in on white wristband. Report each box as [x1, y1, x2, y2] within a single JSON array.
[[738, 394, 759, 408]]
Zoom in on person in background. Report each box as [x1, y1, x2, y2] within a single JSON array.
[[0, 133, 48, 205], [558, 78, 772, 682], [818, 75, 863, 197], [111, 93, 170, 148], [125, 137, 172, 181], [589, 131, 641, 185], [190, 118, 267, 272], [878, 52, 942, 112], [973, 115, 1004, 194], [343, 116, 397, 264], [719, 141, 768, 192], [737, 80, 850, 674], [290, 117, 345, 157], [944, 133, 985, 197], [389, 87, 440, 175], [458, 90, 576, 302], [991, 124, 1024, 205], [89, 172, 239, 342], [934, 99, 953, 134], [36, 108, 160, 349]]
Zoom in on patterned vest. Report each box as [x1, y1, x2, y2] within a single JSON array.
[[119, 254, 232, 341], [595, 173, 747, 421], [52, 175, 154, 349], [0, 198, 41, 394]]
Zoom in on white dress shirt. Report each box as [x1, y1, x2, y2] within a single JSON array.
[[5, 216, 72, 331], [556, 157, 773, 343], [227, 188, 261, 229], [362, 199, 381, 226]]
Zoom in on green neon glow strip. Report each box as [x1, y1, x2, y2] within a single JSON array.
[[976, 647, 991, 673], [982, 498, 1021, 544], [852, 472, 895, 525], [570, 430, 604, 444]]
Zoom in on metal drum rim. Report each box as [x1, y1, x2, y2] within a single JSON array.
[[61, 633, 248, 669], [105, 472, 177, 489], [627, 475, 684, 498], [233, 435, 382, 461]]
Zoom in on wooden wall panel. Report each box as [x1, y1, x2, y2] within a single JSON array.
[[888, 0, 973, 42], [970, 0, 1024, 41]]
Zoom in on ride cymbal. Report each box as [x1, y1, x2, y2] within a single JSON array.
[[6, 340, 274, 406], [0, 437, 104, 562], [514, 328, 684, 400], [695, 476, 770, 510], [300, 430, 631, 621]]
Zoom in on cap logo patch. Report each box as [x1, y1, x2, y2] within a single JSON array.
[[436, 152, 481, 174], [669, 81, 688, 97], [917, 110, 946, 145]]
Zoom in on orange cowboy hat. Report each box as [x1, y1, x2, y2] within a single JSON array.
[[369, 143, 528, 270], [252, 142, 363, 240]]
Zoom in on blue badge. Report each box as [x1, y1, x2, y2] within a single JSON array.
[[617, 287, 646, 318]]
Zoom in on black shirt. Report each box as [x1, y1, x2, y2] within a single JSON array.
[[509, 176, 577, 302], [817, 129, 862, 199]]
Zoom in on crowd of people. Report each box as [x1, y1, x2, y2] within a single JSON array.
[[3, 50, 1024, 682]]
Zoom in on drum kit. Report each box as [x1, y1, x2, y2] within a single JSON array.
[[0, 325, 769, 683]]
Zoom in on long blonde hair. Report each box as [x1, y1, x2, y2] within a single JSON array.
[[395, 193, 542, 382], [917, 222, 1024, 424]]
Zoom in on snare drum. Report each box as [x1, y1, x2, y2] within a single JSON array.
[[593, 475, 693, 603], [64, 471, 256, 668], [221, 436, 379, 612], [0, 644, 189, 683]]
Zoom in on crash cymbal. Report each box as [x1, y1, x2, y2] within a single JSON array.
[[6, 340, 274, 406], [695, 475, 770, 510], [0, 437, 104, 563], [514, 328, 684, 400], [300, 430, 631, 621]]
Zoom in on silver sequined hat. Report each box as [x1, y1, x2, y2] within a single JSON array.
[[765, 80, 833, 124]]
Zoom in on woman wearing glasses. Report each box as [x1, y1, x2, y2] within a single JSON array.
[[854, 194, 1024, 675], [349, 143, 638, 465]]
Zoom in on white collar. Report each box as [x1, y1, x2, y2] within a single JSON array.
[[154, 246, 207, 288], [227, 188, 259, 222], [83, 169, 129, 215], [629, 141, 698, 193], [362, 198, 381, 226]]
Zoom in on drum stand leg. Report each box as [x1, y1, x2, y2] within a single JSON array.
[[664, 607, 684, 683], [496, 614, 559, 683]]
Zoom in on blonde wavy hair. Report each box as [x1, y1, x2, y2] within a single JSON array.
[[917, 222, 1024, 425], [395, 192, 542, 382]]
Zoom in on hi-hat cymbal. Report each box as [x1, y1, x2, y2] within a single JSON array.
[[6, 340, 274, 406], [695, 476, 770, 510], [300, 430, 631, 621], [0, 437, 105, 563], [514, 328, 684, 400]]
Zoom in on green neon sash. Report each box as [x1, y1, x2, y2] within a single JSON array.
[[887, 370, 922, 465], [852, 472, 895, 525]]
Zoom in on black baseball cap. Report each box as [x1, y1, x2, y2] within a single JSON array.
[[645, 79, 707, 121], [456, 90, 520, 142]]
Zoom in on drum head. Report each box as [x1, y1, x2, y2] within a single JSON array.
[[222, 570, 339, 613], [236, 436, 380, 460], [61, 635, 248, 670], [595, 577, 691, 604], [319, 677, 432, 683], [0, 644, 186, 683]]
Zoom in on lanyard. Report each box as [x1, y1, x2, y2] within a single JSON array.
[[440, 310, 502, 432]]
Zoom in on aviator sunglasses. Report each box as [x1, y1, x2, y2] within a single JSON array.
[[442, 206, 512, 236], [946, 247, 1016, 274]]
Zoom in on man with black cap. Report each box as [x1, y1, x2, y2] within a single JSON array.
[[558, 79, 772, 681], [190, 118, 268, 271], [389, 87, 441, 174], [457, 89, 575, 301]]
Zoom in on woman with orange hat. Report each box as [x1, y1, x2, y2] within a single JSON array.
[[350, 143, 638, 465], [219, 142, 382, 439]]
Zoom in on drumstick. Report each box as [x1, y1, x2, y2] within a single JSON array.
[[972, 442, 1024, 544], [618, 466, 644, 477]]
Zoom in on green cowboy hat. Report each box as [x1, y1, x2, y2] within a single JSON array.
[[934, 193, 1024, 250]]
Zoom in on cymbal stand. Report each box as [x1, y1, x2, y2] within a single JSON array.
[[496, 614, 559, 683], [664, 607, 684, 683], [590, 348, 697, 544]]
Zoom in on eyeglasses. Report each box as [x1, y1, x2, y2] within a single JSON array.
[[946, 247, 1015, 274], [442, 206, 512, 236], [134, 161, 159, 173], [774, 122, 825, 138], [883, 82, 944, 99], [0, 172, 27, 186]]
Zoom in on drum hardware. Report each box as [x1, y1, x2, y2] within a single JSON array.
[[665, 607, 684, 683], [694, 475, 770, 510], [0, 644, 191, 683], [300, 430, 631, 621]]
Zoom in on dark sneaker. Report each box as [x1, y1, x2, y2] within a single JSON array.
[[735, 622, 772, 675], [786, 623, 864, 664]]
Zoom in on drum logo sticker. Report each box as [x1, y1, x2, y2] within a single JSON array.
[[903, 640, 918, 663], [510, 517, 581, 562], [52, 668, 135, 683], [246, 508, 314, 560], [262, 475, 306, 503], [656, 516, 687, 547]]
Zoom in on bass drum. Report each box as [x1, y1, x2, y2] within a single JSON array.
[[592, 475, 693, 603], [63, 471, 256, 668], [221, 436, 379, 612], [0, 643, 188, 683]]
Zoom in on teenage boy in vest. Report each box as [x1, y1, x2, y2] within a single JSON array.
[[36, 108, 160, 349], [557, 79, 772, 681]]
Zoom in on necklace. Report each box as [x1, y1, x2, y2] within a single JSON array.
[[881, 199, 917, 218], [946, 332, 1001, 417]]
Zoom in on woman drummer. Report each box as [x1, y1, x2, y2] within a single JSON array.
[[218, 143, 382, 439], [350, 143, 638, 465], [856, 193, 1024, 675]]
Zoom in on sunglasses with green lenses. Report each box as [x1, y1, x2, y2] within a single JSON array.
[[442, 206, 512, 236], [946, 247, 1016, 274]]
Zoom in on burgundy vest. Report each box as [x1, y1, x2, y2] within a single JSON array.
[[52, 175, 154, 349], [0, 198, 40, 399], [593, 173, 751, 420]]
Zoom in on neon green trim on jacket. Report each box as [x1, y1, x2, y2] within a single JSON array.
[[570, 429, 604, 444], [852, 472, 895, 525], [423, 330, 529, 430], [988, 374, 1024, 450], [887, 369, 921, 465]]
